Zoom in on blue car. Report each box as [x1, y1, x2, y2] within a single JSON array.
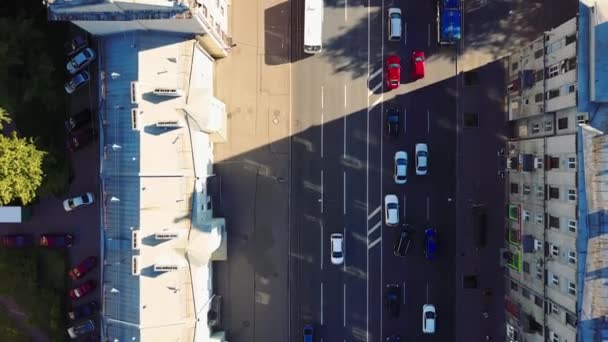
[[425, 228, 437, 260], [303, 325, 314, 342]]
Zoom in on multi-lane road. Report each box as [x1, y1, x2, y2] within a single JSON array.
[[290, 0, 459, 341]]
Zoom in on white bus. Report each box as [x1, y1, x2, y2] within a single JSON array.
[[304, 0, 323, 54]]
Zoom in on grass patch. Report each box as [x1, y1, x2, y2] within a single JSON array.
[[0, 248, 67, 341], [0, 309, 28, 342]]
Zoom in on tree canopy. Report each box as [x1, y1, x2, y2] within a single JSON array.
[[0, 132, 45, 205]]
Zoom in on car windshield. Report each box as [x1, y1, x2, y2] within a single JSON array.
[[415, 56, 424, 62], [390, 13, 401, 19], [418, 151, 428, 157], [80, 195, 89, 203], [332, 251, 342, 258], [425, 311, 435, 319], [389, 63, 400, 69], [388, 203, 397, 210], [397, 159, 406, 165], [68, 199, 77, 208]]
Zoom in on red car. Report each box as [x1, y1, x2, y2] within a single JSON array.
[[68, 256, 97, 280], [69, 280, 96, 300], [39, 234, 74, 248], [412, 51, 425, 80], [385, 55, 401, 90]]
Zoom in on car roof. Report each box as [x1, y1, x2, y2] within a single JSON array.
[[387, 55, 400, 63]]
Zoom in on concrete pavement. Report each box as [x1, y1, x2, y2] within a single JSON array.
[[213, 0, 291, 341]]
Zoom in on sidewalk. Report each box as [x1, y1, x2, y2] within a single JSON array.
[[213, 0, 291, 341]]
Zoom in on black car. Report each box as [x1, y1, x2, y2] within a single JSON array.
[[65, 109, 92, 133], [385, 106, 400, 138], [68, 301, 98, 321], [67, 319, 94, 339], [64, 35, 88, 57], [385, 284, 400, 318], [393, 225, 412, 257], [386, 335, 401, 342], [66, 126, 95, 152]]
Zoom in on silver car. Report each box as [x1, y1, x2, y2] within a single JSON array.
[[64, 71, 91, 94], [415, 143, 428, 176], [394, 151, 408, 184], [66, 48, 96, 75]]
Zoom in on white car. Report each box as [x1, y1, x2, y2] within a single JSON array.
[[384, 194, 399, 226], [422, 304, 436, 334], [330, 233, 344, 265], [387, 7, 403, 41], [394, 151, 408, 184], [66, 48, 96, 75], [63, 192, 95, 212], [415, 143, 428, 175]]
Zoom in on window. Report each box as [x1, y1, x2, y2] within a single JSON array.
[[577, 114, 587, 123], [566, 312, 577, 327], [202, 4, 208, 17], [536, 213, 544, 225], [567, 251, 576, 264], [510, 183, 519, 194], [534, 49, 544, 59], [536, 185, 544, 198], [568, 219, 577, 233], [568, 84, 576, 93], [524, 98, 529, 104], [549, 215, 560, 229], [568, 189, 576, 201], [510, 280, 519, 291], [548, 301, 560, 315], [512, 62, 519, 71], [545, 120, 553, 131], [549, 187, 559, 199], [548, 89, 560, 99], [551, 244, 560, 257], [523, 261, 530, 274], [221, 5, 225, 16], [568, 57, 577, 72], [535, 93, 543, 103], [550, 157, 560, 169], [532, 123, 540, 133], [568, 281, 576, 295], [566, 33, 577, 45], [534, 69, 544, 82], [550, 331, 560, 342], [521, 287, 530, 299], [568, 157, 576, 169], [536, 265, 543, 279], [534, 295, 544, 308], [523, 210, 530, 221], [548, 64, 560, 78], [523, 184, 531, 195], [210, 15, 215, 28], [551, 274, 560, 286], [215, 23, 221, 33], [558, 117, 568, 130]]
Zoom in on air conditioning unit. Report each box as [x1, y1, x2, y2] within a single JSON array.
[[132, 256, 140, 275], [130, 82, 138, 104], [155, 121, 182, 128], [153, 88, 183, 97], [534, 239, 543, 251], [534, 157, 544, 169], [155, 232, 179, 240], [507, 324, 515, 338], [132, 231, 140, 250], [131, 109, 140, 131], [154, 263, 180, 272]]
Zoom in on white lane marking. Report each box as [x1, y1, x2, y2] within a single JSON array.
[[320, 221, 324, 270], [321, 85, 324, 109], [372, 96, 383, 108], [368, 221, 381, 236], [369, 83, 382, 96], [344, 0, 348, 21], [426, 282, 429, 303], [344, 84, 348, 108], [343, 116, 347, 155], [343, 283, 347, 326], [320, 170, 324, 213], [403, 281, 406, 304], [427, 109, 430, 133], [428, 23, 431, 46], [368, 68, 383, 82], [426, 196, 430, 221], [404, 107, 407, 133], [321, 109, 324, 158], [321, 282, 324, 325], [368, 236, 382, 249], [403, 194, 407, 217], [368, 205, 381, 220], [366, 3, 371, 340], [343, 172, 347, 214], [343, 225, 346, 271]]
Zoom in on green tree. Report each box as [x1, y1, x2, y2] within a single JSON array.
[[0, 108, 11, 131], [0, 132, 45, 205]]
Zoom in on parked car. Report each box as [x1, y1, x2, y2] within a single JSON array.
[[69, 256, 97, 280], [384, 194, 399, 226], [386, 335, 401, 342], [64, 35, 88, 57], [67, 48, 96, 74], [69, 280, 96, 300], [66, 126, 95, 152], [394, 225, 412, 257], [412, 50, 425, 80], [63, 192, 95, 212], [40, 234, 74, 248], [387, 7, 403, 41], [67, 319, 95, 339], [65, 71, 91, 94], [65, 109, 92, 133], [385, 284, 400, 318], [385, 55, 401, 90], [303, 324, 314, 342], [425, 227, 437, 260], [330, 233, 344, 265], [394, 151, 408, 184], [415, 143, 428, 175], [0, 235, 34, 248], [68, 301, 98, 321], [385, 105, 399, 138], [422, 304, 437, 334]]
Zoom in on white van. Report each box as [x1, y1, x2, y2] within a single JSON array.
[[388, 7, 403, 42]]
